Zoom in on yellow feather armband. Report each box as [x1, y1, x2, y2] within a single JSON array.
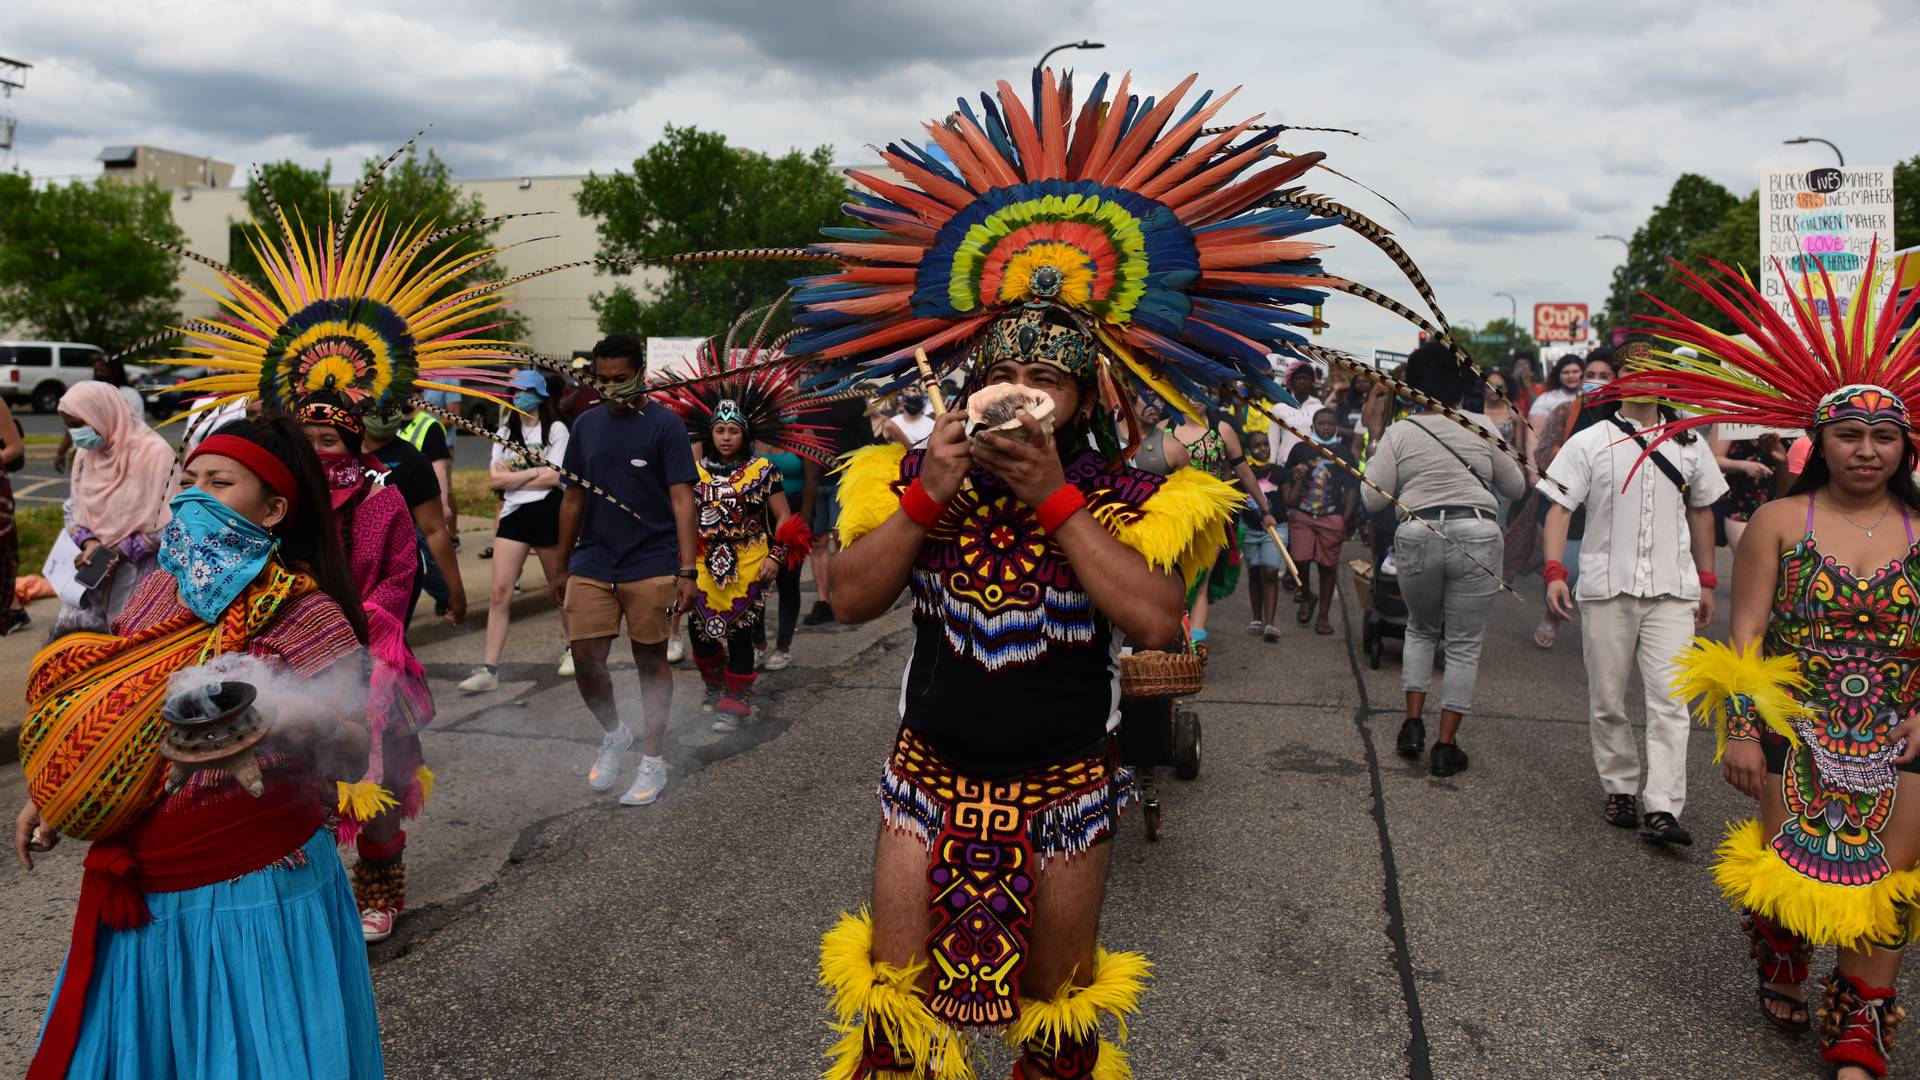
[[1669, 638, 1809, 762]]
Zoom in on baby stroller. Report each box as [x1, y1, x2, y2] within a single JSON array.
[[1359, 515, 1409, 670], [1117, 645, 1203, 842]]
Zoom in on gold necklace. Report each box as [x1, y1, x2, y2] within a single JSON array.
[[1825, 493, 1895, 538]]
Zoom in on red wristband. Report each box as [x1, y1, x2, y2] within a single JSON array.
[[1542, 560, 1570, 585], [900, 477, 947, 528], [1034, 484, 1086, 533], [1697, 570, 1719, 590]]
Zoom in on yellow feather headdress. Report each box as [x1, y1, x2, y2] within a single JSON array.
[[140, 130, 583, 423]]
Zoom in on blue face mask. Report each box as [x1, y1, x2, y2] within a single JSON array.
[[1312, 431, 1341, 446], [69, 425, 104, 451], [156, 488, 276, 623], [1581, 379, 1608, 396], [511, 390, 543, 413]]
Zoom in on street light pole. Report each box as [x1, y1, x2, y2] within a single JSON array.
[[1036, 40, 1105, 69], [1596, 234, 1630, 251], [1783, 136, 1845, 167], [1493, 291, 1518, 326]]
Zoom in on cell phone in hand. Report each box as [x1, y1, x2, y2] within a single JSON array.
[[74, 552, 116, 590]]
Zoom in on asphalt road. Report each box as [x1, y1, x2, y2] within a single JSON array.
[[0, 549, 1893, 1078]]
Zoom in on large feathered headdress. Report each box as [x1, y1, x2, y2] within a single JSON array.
[[1599, 249, 1920, 450], [782, 70, 1466, 429], [140, 131, 578, 423], [652, 308, 839, 465]]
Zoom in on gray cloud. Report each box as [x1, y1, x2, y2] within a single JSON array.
[[3, 0, 1912, 354]]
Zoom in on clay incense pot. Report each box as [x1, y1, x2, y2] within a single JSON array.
[[159, 681, 269, 797]]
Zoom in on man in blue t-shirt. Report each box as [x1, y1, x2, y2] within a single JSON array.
[[556, 334, 698, 807]]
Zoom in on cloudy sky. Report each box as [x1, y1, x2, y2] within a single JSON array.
[[3, 0, 1912, 358]]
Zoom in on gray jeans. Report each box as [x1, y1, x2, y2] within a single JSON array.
[[1394, 516, 1502, 713]]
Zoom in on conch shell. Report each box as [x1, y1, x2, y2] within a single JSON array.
[[965, 384, 1055, 442]]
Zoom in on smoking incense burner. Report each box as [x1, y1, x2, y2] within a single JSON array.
[[159, 681, 268, 797]]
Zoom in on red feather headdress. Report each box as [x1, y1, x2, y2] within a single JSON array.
[[1599, 248, 1920, 452]]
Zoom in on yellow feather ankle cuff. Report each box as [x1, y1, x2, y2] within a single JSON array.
[[1005, 948, 1152, 1060], [819, 910, 973, 1080]]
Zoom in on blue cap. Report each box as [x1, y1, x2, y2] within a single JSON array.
[[509, 370, 548, 396]]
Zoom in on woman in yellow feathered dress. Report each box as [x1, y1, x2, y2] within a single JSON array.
[[1611, 252, 1920, 1080]]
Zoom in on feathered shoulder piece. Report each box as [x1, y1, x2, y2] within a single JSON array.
[[1096, 464, 1242, 587], [832, 443, 911, 550], [783, 69, 1465, 415], [142, 130, 580, 422], [650, 306, 839, 465], [1600, 250, 1920, 451]]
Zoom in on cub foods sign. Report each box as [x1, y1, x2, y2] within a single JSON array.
[[1760, 165, 1896, 322], [1533, 303, 1588, 343]]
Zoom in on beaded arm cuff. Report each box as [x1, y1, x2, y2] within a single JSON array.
[[1726, 692, 1762, 744]]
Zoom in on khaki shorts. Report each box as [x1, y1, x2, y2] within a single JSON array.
[[564, 575, 678, 644]]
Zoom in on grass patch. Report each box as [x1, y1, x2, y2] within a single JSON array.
[[449, 468, 500, 517], [22, 433, 61, 446], [17, 503, 63, 575]]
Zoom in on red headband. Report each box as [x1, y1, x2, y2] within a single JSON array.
[[187, 434, 301, 514]]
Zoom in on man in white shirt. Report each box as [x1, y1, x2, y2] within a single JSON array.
[[1539, 374, 1726, 847]]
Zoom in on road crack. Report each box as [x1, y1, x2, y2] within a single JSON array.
[[1336, 578, 1433, 1079]]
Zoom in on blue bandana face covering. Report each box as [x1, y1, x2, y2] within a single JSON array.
[[156, 488, 276, 623]]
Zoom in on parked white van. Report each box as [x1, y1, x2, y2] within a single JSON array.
[[0, 341, 148, 413]]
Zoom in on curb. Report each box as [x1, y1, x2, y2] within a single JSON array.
[[0, 591, 559, 768]]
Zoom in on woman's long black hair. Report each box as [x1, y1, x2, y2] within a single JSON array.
[[207, 414, 370, 644], [1786, 426, 1920, 510]]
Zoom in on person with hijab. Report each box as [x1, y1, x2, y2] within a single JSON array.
[[53, 382, 176, 634]]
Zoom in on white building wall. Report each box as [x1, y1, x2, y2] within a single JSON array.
[[165, 175, 663, 359]]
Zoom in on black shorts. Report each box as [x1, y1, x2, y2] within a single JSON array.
[[494, 489, 562, 547]]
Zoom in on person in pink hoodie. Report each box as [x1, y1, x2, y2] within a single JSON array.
[[299, 393, 436, 943]]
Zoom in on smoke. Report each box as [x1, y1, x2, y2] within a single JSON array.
[[166, 652, 368, 747]]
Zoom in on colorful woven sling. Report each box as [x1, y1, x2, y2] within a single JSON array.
[[20, 564, 315, 841]]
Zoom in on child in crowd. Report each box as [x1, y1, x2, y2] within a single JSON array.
[[1239, 431, 1289, 641], [1283, 408, 1360, 635]]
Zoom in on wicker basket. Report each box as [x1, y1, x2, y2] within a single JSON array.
[[1120, 647, 1205, 700]]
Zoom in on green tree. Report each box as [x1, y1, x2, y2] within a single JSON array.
[[576, 125, 849, 338], [228, 149, 523, 337], [1599, 173, 1740, 336], [0, 173, 185, 352], [1447, 318, 1536, 370], [1895, 154, 1918, 251]]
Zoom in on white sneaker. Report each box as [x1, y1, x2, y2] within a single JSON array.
[[711, 714, 740, 734], [754, 645, 770, 669], [557, 646, 575, 678], [457, 667, 499, 693], [588, 724, 633, 791], [618, 756, 668, 806], [762, 648, 791, 672], [666, 634, 686, 664]]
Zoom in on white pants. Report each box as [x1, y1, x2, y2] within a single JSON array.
[[1578, 594, 1695, 816]]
